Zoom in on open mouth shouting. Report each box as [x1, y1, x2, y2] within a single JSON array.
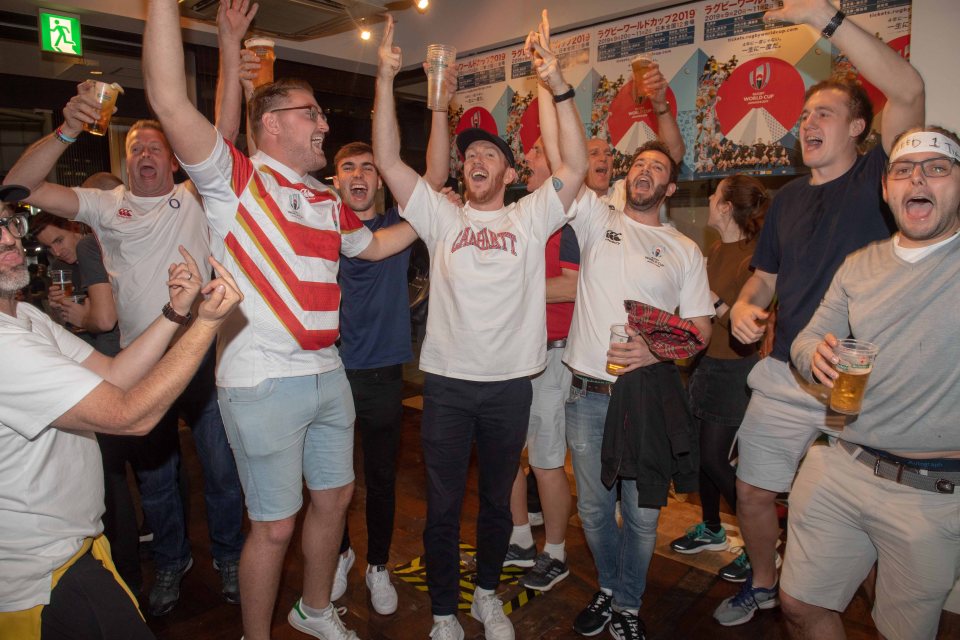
[[903, 192, 935, 220], [802, 131, 824, 154]]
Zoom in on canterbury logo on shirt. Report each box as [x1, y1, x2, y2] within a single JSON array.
[[451, 226, 517, 256]]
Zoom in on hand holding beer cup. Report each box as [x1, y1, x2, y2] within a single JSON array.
[[811, 333, 880, 415], [606, 323, 659, 375], [239, 48, 262, 100], [62, 81, 109, 139], [423, 46, 457, 111]]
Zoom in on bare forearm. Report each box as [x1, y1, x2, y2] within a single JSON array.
[[215, 38, 243, 143], [736, 272, 775, 308], [424, 110, 450, 190], [144, 0, 191, 117], [545, 270, 577, 303], [100, 315, 182, 389], [538, 84, 561, 170], [554, 97, 588, 184], [656, 108, 685, 164]]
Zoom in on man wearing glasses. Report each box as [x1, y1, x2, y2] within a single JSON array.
[[141, 2, 416, 639], [785, 126, 960, 640]]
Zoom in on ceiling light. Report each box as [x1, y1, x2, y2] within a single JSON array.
[[90, 70, 103, 75], [416, 0, 429, 13], [360, 28, 371, 40]]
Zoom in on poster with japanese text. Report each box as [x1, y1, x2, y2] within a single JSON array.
[[447, 0, 912, 182]]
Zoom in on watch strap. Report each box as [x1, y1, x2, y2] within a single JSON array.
[[821, 10, 845, 39], [553, 86, 576, 103], [162, 302, 192, 326]]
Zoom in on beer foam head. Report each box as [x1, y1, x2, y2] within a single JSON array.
[[889, 130, 960, 164], [244, 37, 275, 49]]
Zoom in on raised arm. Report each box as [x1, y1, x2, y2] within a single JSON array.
[[372, 16, 420, 209], [767, 0, 923, 152], [645, 63, 685, 164], [423, 62, 457, 191], [528, 13, 587, 211], [214, 0, 259, 144], [143, 0, 220, 165]]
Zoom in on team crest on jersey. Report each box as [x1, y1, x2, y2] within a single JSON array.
[[287, 193, 304, 219], [117, 208, 132, 219], [645, 246, 666, 268], [605, 229, 622, 245]]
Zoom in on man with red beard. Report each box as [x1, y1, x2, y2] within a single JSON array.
[[716, 0, 925, 627], [373, 14, 586, 640]]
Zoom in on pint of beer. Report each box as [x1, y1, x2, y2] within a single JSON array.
[[607, 324, 630, 375], [50, 269, 74, 297], [631, 55, 654, 103], [245, 38, 276, 89], [830, 339, 879, 415], [84, 82, 123, 137]]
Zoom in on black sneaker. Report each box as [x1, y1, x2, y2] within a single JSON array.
[[213, 558, 240, 605], [148, 557, 193, 616], [573, 590, 613, 636], [502, 543, 536, 568], [609, 610, 646, 640], [519, 552, 569, 591], [718, 549, 751, 583]]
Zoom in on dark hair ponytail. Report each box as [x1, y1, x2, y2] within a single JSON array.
[[720, 174, 768, 242]]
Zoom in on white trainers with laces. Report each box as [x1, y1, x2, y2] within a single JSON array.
[[470, 590, 515, 640], [429, 617, 465, 640], [331, 548, 355, 601], [287, 599, 358, 640], [365, 565, 398, 615]]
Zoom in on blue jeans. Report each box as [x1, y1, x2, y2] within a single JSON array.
[[137, 347, 244, 571], [565, 385, 660, 611]]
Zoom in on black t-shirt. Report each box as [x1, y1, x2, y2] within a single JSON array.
[[752, 145, 895, 362], [76, 235, 122, 357]]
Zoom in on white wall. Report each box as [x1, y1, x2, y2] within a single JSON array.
[[910, 0, 960, 132]]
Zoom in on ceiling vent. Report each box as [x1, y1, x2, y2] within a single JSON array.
[[180, 0, 392, 41]]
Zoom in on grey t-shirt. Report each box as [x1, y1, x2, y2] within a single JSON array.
[[791, 234, 960, 453], [76, 235, 121, 357]]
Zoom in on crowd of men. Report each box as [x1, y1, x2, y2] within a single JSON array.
[[1, 1, 958, 640]]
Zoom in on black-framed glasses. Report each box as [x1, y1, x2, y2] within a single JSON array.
[[0, 214, 28, 239], [269, 105, 327, 123], [887, 157, 957, 180]]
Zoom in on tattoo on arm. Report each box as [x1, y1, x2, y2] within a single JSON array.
[[552, 176, 563, 192]]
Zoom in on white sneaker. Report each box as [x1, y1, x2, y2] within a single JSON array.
[[470, 590, 514, 640], [429, 617, 465, 640], [331, 548, 355, 601], [287, 599, 358, 640], [365, 565, 398, 615]]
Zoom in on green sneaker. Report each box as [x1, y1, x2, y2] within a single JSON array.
[[669, 522, 728, 554], [713, 575, 779, 626], [718, 549, 751, 583]]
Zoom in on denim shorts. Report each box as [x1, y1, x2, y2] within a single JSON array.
[[218, 368, 356, 521]]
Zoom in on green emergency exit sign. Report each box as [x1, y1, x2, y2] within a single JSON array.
[[39, 10, 82, 57]]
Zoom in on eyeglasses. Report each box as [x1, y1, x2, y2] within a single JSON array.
[[269, 105, 327, 123], [0, 214, 28, 239], [887, 158, 957, 180]]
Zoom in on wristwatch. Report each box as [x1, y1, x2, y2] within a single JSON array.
[[821, 10, 845, 39], [162, 302, 192, 326], [553, 85, 576, 103]]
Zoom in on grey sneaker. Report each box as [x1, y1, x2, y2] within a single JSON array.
[[713, 576, 779, 626], [519, 552, 569, 592], [213, 558, 240, 605], [670, 522, 728, 554], [502, 543, 536, 568], [148, 556, 193, 616], [288, 598, 358, 639], [470, 590, 514, 640], [609, 610, 646, 640]]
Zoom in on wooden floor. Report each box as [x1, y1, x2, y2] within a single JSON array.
[[143, 384, 960, 640]]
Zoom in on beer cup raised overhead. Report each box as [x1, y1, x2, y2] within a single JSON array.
[[830, 339, 880, 415], [245, 37, 276, 89], [630, 54, 654, 103], [84, 81, 123, 136]]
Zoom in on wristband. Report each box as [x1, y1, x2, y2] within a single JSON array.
[[653, 102, 670, 116], [162, 302, 192, 326], [821, 10, 845, 39], [55, 127, 77, 144], [553, 86, 576, 103]]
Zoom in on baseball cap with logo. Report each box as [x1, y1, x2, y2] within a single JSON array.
[[0, 184, 30, 203]]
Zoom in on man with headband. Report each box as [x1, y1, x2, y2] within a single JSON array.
[[782, 126, 960, 640], [714, 0, 925, 626]]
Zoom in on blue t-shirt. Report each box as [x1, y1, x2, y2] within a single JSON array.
[[753, 145, 895, 362], [338, 207, 413, 369]]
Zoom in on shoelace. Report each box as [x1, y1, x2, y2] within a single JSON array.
[[532, 554, 555, 573], [730, 577, 767, 609], [727, 547, 749, 568], [218, 561, 238, 583], [685, 522, 708, 538], [619, 613, 641, 635], [588, 592, 612, 613], [155, 568, 181, 589]]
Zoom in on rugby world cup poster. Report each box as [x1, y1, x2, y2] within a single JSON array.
[[447, 0, 913, 182]]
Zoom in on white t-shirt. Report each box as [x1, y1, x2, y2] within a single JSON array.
[[180, 133, 373, 388], [401, 177, 571, 381], [564, 190, 713, 381], [75, 183, 213, 347], [0, 304, 104, 611]]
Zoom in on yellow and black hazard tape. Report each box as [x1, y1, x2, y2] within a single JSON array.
[[393, 541, 543, 612]]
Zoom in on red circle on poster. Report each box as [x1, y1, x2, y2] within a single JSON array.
[[607, 80, 678, 156], [715, 57, 804, 145], [518, 97, 542, 156], [456, 107, 498, 136]]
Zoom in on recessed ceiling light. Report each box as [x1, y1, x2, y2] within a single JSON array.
[[416, 0, 429, 12], [90, 70, 103, 75], [360, 29, 371, 40]]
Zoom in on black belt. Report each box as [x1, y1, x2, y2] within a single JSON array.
[[571, 374, 613, 395], [548, 338, 567, 350], [838, 439, 960, 494]]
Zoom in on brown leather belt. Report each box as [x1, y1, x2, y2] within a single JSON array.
[[571, 374, 613, 395]]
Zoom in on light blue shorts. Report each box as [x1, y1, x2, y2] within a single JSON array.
[[218, 368, 356, 521], [527, 347, 572, 469]]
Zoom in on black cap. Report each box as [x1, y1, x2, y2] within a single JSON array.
[[0, 184, 30, 203], [456, 128, 515, 168]]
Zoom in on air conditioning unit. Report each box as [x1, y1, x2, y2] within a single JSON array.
[[180, 0, 392, 41]]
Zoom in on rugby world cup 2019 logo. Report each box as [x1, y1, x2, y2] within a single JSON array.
[[645, 246, 665, 268], [749, 62, 771, 91]]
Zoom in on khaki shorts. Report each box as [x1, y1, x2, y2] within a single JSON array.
[[526, 347, 572, 469], [781, 442, 960, 640], [736, 357, 846, 492]]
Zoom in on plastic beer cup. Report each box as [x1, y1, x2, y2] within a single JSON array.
[[631, 54, 654, 103], [245, 38, 276, 89], [607, 324, 630, 375], [425, 44, 457, 111], [830, 339, 880, 415], [50, 269, 73, 297], [84, 81, 123, 136]]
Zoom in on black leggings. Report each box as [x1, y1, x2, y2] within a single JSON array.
[[698, 418, 740, 528]]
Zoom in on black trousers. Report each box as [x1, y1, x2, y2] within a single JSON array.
[[340, 364, 405, 566], [40, 552, 155, 640], [420, 373, 532, 615]]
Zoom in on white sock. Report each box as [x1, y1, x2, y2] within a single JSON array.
[[300, 600, 331, 618], [433, 614, 455, 624], [474, 586, 495, 598], [510, 523, 534, 548], [543, 541, 566, 562]]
